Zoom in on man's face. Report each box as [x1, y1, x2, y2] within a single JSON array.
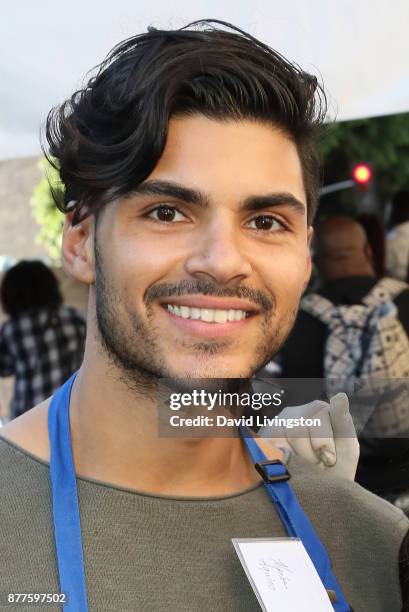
[[93, 116, 312, 382]]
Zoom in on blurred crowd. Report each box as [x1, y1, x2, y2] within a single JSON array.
[[260, 190, 409, 507]]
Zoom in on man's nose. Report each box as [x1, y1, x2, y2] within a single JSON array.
[[184, 219, 253, 285]]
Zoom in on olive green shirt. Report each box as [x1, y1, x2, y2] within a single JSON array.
[[0, 436, 407, 611]]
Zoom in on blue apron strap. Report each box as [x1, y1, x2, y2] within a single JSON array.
[[48, 373, 89, 612], [239, 426, 350, 612]]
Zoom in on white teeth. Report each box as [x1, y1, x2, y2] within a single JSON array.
[[214, 310, 228, 323], [190, 308, 201, 320], [228, 309, 236, 322], [180, 306, 190, 319], [200, 309, 214, 322], [166, 304, 248, 323]]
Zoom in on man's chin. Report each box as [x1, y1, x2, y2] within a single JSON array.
[[161, 355, 261, 381]]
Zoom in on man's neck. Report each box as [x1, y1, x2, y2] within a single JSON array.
[[0, 338, 283, 497], [65, 361, 281, 497]]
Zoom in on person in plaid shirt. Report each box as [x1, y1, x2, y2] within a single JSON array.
[[0, 260, 86, 418]]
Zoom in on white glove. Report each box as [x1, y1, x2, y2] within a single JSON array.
[[258, 393, 360, 481]]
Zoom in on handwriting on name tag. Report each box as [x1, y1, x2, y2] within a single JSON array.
[[232, 538, 334, 612]]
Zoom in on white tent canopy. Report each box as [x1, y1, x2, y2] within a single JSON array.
[[1, 0, 409, 160]]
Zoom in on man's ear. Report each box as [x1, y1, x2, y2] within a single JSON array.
[[62, 212, 95, 285]]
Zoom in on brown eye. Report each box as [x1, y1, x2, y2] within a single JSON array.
[[148, 205, 185, 223], [248, 215, 283, 231], [156, 206, 176, 222]]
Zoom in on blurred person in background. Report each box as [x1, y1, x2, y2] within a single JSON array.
[[386, 190, 409, 283], [357, 212, 386, 278], [280, 215, 409, 502], [281, 215, 409, 377], [0, 260, 86, 418]]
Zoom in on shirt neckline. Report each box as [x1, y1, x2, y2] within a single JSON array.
[[0, 434, 277, 502]]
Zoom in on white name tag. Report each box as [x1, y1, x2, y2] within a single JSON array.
[[232, 538, 334, 611]]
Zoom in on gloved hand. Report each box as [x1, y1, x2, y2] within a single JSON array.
[[258, 393, 360, 481]]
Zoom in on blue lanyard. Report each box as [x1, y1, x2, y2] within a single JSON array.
[[48, 375, 350, 611], [240, 426, 350, 611], [48, 373, 88, 612]]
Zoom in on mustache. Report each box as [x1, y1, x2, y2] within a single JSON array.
[[145, 280, 274, 312]]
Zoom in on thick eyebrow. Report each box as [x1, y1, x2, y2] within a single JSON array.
[[130, 180, 209, 208], [131, 180, 305, 215], [241, 193, 306, 215]]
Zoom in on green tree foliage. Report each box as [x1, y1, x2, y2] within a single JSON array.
[[31, 159, 64, 263], [319, 112, 409, 199]]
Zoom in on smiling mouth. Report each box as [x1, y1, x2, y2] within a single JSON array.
[[163, 304, 254, 323]]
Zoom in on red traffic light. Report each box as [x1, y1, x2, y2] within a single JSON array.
[[352, 163, 372, 185]]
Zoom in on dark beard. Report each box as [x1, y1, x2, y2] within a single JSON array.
[[94, 238, 297, 395], [95, 241, 165, 394]]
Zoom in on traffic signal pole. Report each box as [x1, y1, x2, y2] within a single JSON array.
[[319, 179, 354, 196], [319, 163, 378, 213], [320, 163, 373, 197]]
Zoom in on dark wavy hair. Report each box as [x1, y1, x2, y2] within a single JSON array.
[[44, 19, 327, 226], [1, 261, 62, 316]]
